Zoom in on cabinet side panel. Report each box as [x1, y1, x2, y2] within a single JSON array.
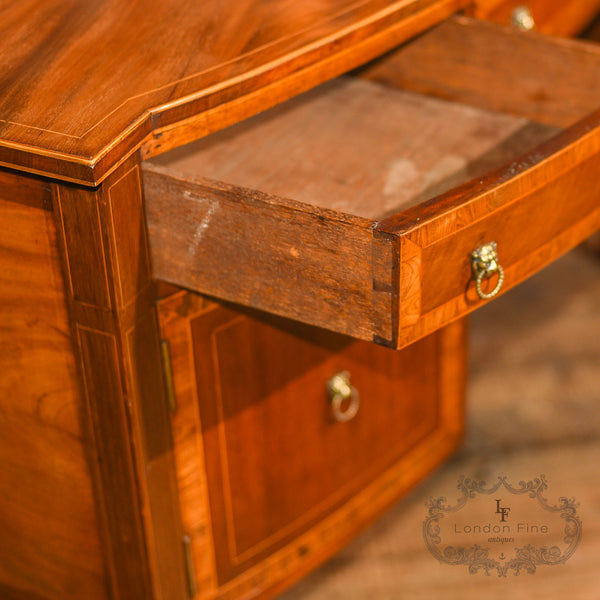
[[53, 159, 189, 600], [0, 182, 107, 599]]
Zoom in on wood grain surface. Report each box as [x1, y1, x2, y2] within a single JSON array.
[[147, 77, 542, 220], [145, 20, 600, 348], [471, 0, 600, 35], [0, 179, 107, 600], [193, 306, 439, 581], [0, 0, 467, 184], [362, 16, 600, 128], [381, 105, 600, 348], [158, 294, 466, 599], [53, 160, 188, 600], [280, 247, 600, 600]]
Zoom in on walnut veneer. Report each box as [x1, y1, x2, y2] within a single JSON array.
[[1, 2, 600, 600]]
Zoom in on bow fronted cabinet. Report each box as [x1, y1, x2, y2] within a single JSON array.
[[1, 2, 600, 599]]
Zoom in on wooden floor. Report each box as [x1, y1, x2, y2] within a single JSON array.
[[280, 246, 600, 599]]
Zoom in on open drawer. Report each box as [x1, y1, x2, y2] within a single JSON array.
[[143, 16, 600, 349]]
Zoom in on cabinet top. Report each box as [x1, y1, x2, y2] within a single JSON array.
[[0, 0, 466, 185]]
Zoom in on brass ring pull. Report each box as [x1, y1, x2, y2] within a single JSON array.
[[471, 242, 505, 300], [511, 6, 535, 31], [326, 371, 360, 423]]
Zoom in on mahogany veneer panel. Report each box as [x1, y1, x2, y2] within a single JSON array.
[[158, 294, 466, 598], [0, 0, 468, 184], [197, 307, 438, 578], [0, 181, 107, 600], [52, 160, 188, 600]]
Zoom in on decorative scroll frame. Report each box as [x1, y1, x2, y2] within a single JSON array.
[[423, 475, 582, 577]]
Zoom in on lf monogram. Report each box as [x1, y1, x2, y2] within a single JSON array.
[[495, 499, 511, 522]]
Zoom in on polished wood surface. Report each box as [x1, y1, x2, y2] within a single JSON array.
[[363, 16, 600, 127], [144, 18, 600, 349], [3, 3, 600, 599], [0, 176, 106, 600], [0, 0, 466, 185], [158, 294, 466, 599], [281, 249, 600, 600], [194, 307, 439, 581], [472, 0, 600, 35], [52, 160, 187, 600], [142, 75, 549, 344]]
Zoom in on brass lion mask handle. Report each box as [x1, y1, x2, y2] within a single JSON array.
[[471, 242, 505, 300]]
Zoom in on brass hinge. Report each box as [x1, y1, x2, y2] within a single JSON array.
[[160, 339, 177, 413], [182, 534, 197, 598]]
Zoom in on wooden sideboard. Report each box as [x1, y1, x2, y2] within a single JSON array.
[[1, 2, 600, 599]]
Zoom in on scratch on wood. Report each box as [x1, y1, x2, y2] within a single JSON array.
[[184, 190, 217, 254]]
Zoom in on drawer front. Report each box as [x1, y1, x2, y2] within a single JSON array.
[[158, 294, 465, 598], [144, 17, 600, 349], [382, 114, 600, 347]]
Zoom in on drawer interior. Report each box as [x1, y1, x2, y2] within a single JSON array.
[[147, 76, 555, 222]]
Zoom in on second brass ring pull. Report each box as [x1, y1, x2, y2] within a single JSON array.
[[327, 371, 360, 423], [471, 241, 505, 300]]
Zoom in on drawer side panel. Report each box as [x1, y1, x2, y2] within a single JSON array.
[[144, 169, 377, 341]]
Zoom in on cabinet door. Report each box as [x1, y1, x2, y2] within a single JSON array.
[[158, 293, 465, 599]]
